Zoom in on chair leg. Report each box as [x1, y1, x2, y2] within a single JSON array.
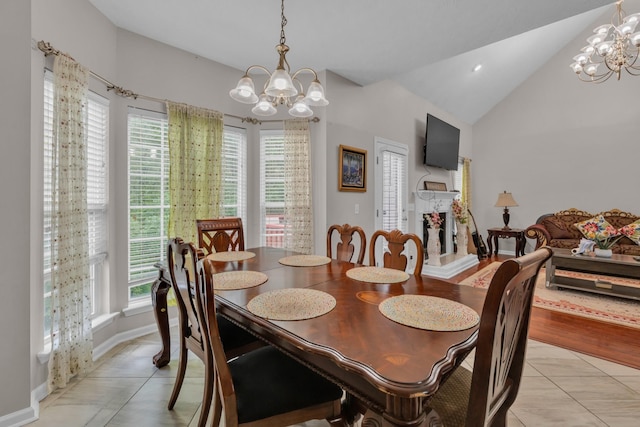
[[167, 341, 188, 410], [197, 360, 214, 427], [210, 383, 223, 427]]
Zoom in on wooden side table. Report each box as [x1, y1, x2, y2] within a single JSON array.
[[486, 227, 526, 257]]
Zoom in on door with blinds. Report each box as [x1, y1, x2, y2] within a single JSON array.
[[374, 137, 409, 266]]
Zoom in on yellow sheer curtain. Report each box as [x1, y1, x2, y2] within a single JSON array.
[[283, 119, 313, 254], [167, 102, 223, 244], [461, 158, 472, 211]]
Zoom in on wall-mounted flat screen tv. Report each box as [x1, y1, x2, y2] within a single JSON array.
[[424, 113, 460, 171]]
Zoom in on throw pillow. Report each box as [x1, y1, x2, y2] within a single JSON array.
[[542, 216, 573, 239], [574, 215, 615, 240], [619, 219, 640, 245]]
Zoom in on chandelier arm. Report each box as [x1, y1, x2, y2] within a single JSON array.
[[291, 67, 319, 81], [245, 65, 273, 77]]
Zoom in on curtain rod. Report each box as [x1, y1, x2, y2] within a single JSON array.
[[36, 40, 320, 126]]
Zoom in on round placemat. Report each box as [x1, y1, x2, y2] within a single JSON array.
[[347, 266, 410, 284], [212, 271, 268, 290], [278, 255, 332, 267], [379, 295, 480, 331], [207, 251, 256, 262], [247, 288, 336, 321]]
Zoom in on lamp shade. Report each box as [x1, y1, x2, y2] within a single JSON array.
[[495, 191, 518, 207]]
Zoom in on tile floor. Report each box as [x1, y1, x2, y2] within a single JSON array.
[[28, 329, 640, 427]]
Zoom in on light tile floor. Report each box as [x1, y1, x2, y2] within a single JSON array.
[[29, 329, 640, 427]]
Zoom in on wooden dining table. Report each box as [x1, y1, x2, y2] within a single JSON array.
[[151, 247, 487, 426]]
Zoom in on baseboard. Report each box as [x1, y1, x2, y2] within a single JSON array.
[[0, 404, 36, 427]]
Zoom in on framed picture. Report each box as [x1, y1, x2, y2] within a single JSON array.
[[424, 181, 447, 191], [339, 145, 367, 192]]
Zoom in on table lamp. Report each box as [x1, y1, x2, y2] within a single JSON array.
[[495, 191, 518, 230]]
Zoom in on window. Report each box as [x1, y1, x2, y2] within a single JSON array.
[[221, 128, 247, 221], [43, 72, 109, 337], [127, 111, 247, 301], [127, 110, 170, 301], [260, 130, 285, 248]]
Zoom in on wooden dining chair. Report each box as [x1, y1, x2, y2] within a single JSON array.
[[196, 217, 245, 255], [427, 247, 553, 427], [369, 229, 424, 275], [198, 257, 345, 427], [327, 223, 367, 264], [166, 238, 262, 427]]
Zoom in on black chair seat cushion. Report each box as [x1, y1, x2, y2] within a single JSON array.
[[217, 314, 259, 350], [428, 366, 472, 427], [229, 346, 343, 423]]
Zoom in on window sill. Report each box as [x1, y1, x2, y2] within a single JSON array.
[[121, 299, 153, 317], [37, 312, 120, 365]]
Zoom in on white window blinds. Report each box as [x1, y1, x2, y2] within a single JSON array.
[[221, 127, 247, 223], [127, 110, 170, 298], [382, 150, 407, 232], [260, 130, 285, 247]]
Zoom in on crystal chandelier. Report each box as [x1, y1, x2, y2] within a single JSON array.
[[570, 0, 640, 82], [229, 0, 328, 117]]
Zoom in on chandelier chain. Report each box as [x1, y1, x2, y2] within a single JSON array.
[[280, 0, 287, 46]]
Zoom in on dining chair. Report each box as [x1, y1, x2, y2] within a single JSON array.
[[196, 217, 245, 255], [327, 223, 367, 264], [198, 257, 346, 427], [369, 229, 424, 275], [166, 238, 263, 427], [427, 247, 553, 427]]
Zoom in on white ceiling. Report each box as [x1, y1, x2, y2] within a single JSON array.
[[88, 0, 614, 124]]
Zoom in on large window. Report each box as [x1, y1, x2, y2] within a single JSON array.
[[260, 130, 285, 247], [127, 111, 247, 301], [43, 73, 109, 336]]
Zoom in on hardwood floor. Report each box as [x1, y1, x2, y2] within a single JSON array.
[[446, 254, 640, 370]]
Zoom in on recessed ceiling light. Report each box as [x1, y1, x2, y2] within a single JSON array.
[[472, 64, 483, 72]]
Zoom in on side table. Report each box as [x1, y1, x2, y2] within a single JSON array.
[[486, 227, 526, 257]]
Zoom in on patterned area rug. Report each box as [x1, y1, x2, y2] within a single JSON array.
[[459, 262, 640, 329]]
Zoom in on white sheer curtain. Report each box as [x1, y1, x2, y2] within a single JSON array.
[[48, 54, 93, 391], [283, 119, 313, 253]]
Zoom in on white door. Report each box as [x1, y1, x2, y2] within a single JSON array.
[[374, 137, 409, 266]]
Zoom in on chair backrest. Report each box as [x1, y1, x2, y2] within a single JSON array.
[[327, 223, 367, 264], [369, 229, 424, 276], [198, 257, 241, 425], [466, 247, 552, 426], [167, 237, 207, 357], [196, 217, 245, 255]]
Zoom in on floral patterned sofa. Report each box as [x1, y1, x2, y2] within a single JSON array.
[[525, 208, 640, 256]]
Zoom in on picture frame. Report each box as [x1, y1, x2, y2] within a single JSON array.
[[339, 145, 367, 192], [424, 181, 447, 191]]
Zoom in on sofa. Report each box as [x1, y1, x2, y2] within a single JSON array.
[[525, 208, 640, 256]]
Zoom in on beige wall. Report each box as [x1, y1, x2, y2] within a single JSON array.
[[472, 0, 640, 254], [0, 0, 32, 422]]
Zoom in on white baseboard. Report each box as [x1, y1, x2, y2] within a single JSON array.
[[0, 405, 36, 427]]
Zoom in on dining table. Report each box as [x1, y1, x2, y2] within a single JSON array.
[[151, 246, 487, 426]]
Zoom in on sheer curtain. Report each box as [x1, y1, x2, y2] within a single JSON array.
[[48, 54, 93, 391], [167, 102, 223, 244], [283, 119, 313, 254]]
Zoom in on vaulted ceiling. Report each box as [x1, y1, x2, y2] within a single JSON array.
[[89, 0, 615, 123]]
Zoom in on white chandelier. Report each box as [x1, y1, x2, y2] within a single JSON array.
[[229, 0, 328, 117], [570, 0, 640, 82]]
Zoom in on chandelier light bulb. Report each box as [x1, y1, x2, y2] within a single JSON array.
[[251, 94, 277, 116]]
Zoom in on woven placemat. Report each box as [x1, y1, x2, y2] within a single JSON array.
[[247, 288, 336, 321], [379, 295, 480, 331], [347, 266, 410, 284], [278, 255, 332, 267], [212, 271, 268, 290], [206, 251, 256, 262]]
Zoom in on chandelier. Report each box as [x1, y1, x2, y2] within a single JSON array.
[[570, 0, 640, 82], [229, 0, 328, 117]]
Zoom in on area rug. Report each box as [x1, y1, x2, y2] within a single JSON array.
[[459, 262, 640, 330]]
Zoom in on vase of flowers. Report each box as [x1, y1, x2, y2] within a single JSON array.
[[426, 211, 442, 266], [452, 199, 468, 258], [587, 223, 634, 257]]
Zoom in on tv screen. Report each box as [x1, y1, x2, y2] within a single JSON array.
[[424, 114, 460, 171]]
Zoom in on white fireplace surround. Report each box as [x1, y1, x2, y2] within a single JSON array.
[[414, 190, 478, 278]]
